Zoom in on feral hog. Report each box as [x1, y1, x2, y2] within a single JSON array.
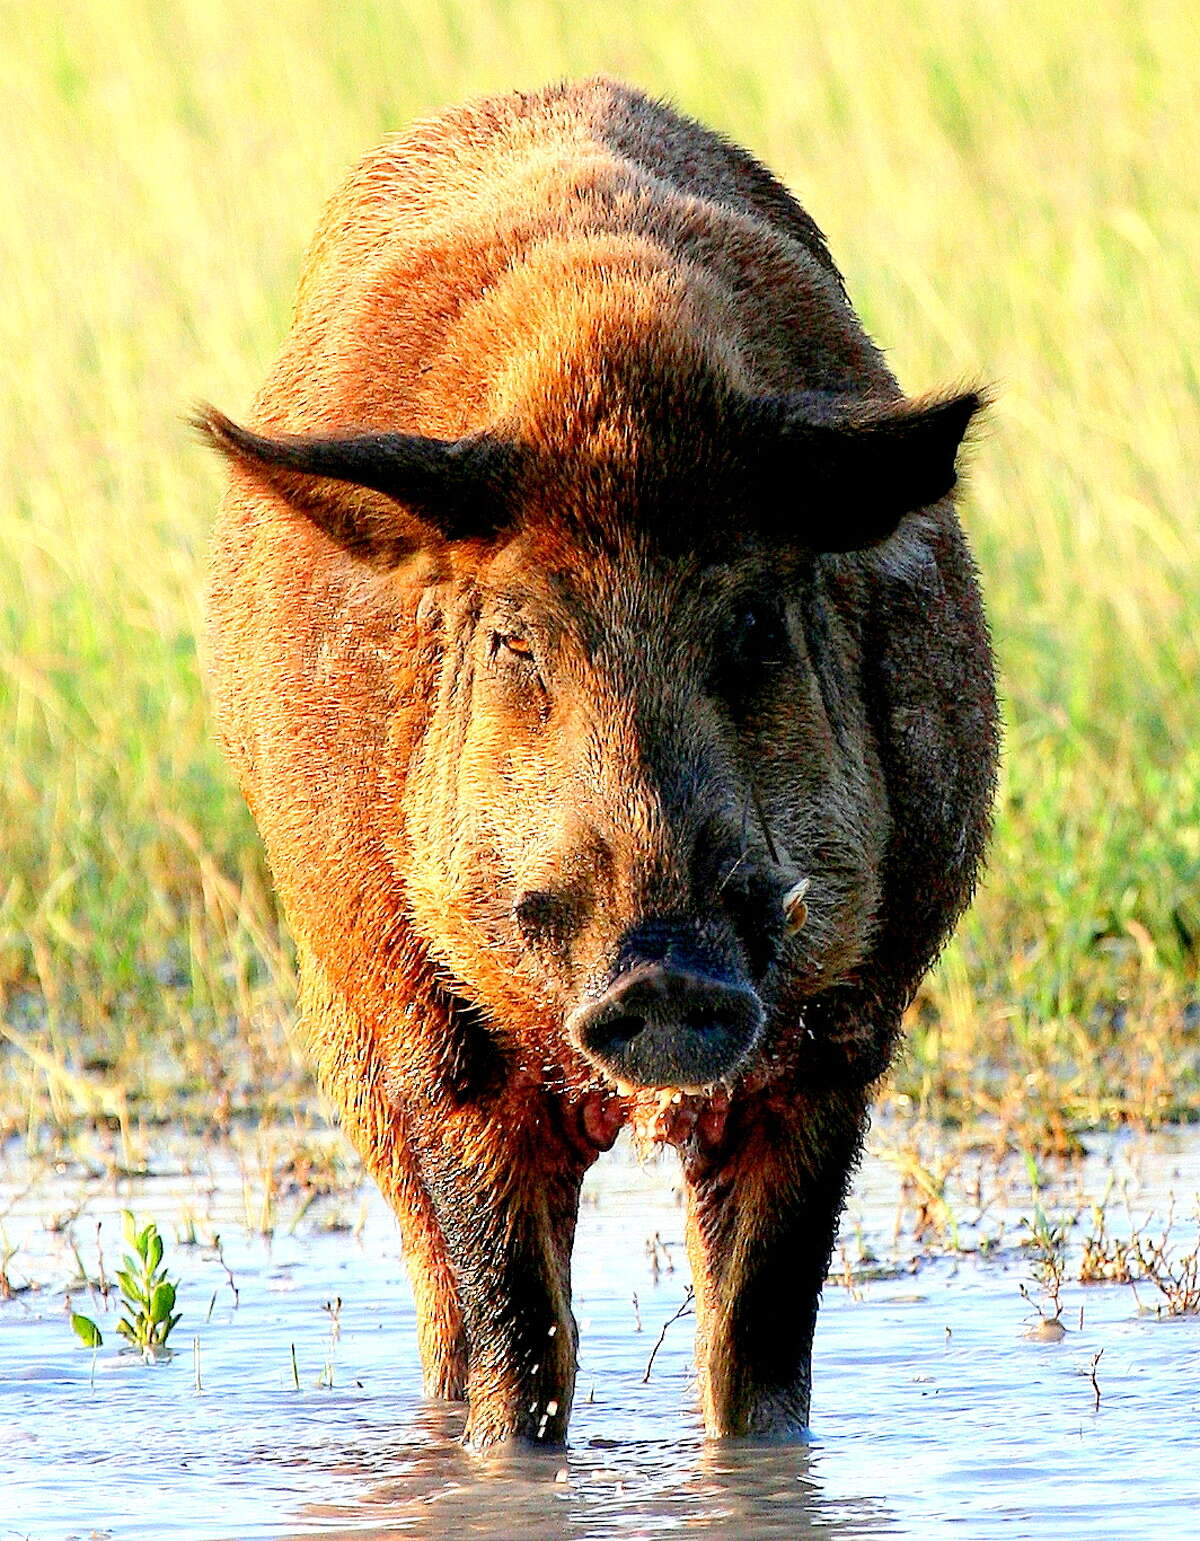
[[200, 78, 998, 1447]]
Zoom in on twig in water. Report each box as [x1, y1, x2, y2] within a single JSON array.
[[1090, 1348, 1104, 1411], [642, 1286, 695, 1384], [95, 1219, 110, 1301], [212, 1236, 239, 1309]]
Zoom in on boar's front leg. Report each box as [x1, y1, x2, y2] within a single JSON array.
[[388, 1149, 469, 1400], [681, 1087, 868, 1438], [412, 1097, 591, 1449]]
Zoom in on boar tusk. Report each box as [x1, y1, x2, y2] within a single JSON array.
[[783, 877, 811, 935]]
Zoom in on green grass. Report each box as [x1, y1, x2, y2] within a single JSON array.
[[2, 0, 1198, 1137]]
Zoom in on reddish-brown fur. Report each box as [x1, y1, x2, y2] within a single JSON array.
[[202, 78, 997, 1447]]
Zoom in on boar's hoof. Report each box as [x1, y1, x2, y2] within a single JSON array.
[[568, 964, 763, 1092]]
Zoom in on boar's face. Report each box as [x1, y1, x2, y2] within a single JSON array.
[[199, 379, 979, 1094], [406, 528, 816, 1093]]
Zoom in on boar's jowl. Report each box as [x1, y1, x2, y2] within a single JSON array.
[[200, 78, 998, 1448]]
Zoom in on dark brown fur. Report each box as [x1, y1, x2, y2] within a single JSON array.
[[202, 78, 998, 1447]]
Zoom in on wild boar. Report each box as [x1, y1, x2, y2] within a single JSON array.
[[200, 77, 997, 1448]]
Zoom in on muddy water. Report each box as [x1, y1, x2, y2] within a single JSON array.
[[2, 1121, 1199, 1539]]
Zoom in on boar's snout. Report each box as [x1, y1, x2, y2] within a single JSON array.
[[567, 962, 764, 1092]]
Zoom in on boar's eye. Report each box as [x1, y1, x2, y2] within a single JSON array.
[[731, 604, 790, 670], [495, 631, 534, 660], [711, 603, 791, 700], [489, 630, 542, 684], [487, 627, 547, 707]]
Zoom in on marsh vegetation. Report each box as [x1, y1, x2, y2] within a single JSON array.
[[3, 0, 1197, 1146]]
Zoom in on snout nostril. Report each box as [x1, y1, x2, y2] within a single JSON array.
[[568, 956, 766, 1091], [588, 1013, 646, 1056]]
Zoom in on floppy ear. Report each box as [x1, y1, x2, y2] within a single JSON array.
[[194, 406, 519, 562], [753, 390, 984, 552]]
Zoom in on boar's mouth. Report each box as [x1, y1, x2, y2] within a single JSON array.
[[565, 922, 765, 1092]]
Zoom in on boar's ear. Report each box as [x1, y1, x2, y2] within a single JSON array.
[[193, 406, 517, 561], [755, 390, 984, 553]]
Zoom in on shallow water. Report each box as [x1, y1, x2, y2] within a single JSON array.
[[2, 1120, 1199, 1540]]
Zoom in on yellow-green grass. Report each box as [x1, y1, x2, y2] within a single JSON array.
[[3, 0, 1198, 1137]]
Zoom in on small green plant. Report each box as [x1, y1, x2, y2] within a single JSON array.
[[74, 1213, 181, 1356], [114, 1212, 181, 1356], [71, 1310, 103, 1348]]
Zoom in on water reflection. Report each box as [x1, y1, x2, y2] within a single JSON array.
[[284, 1417, 899, 1540]]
